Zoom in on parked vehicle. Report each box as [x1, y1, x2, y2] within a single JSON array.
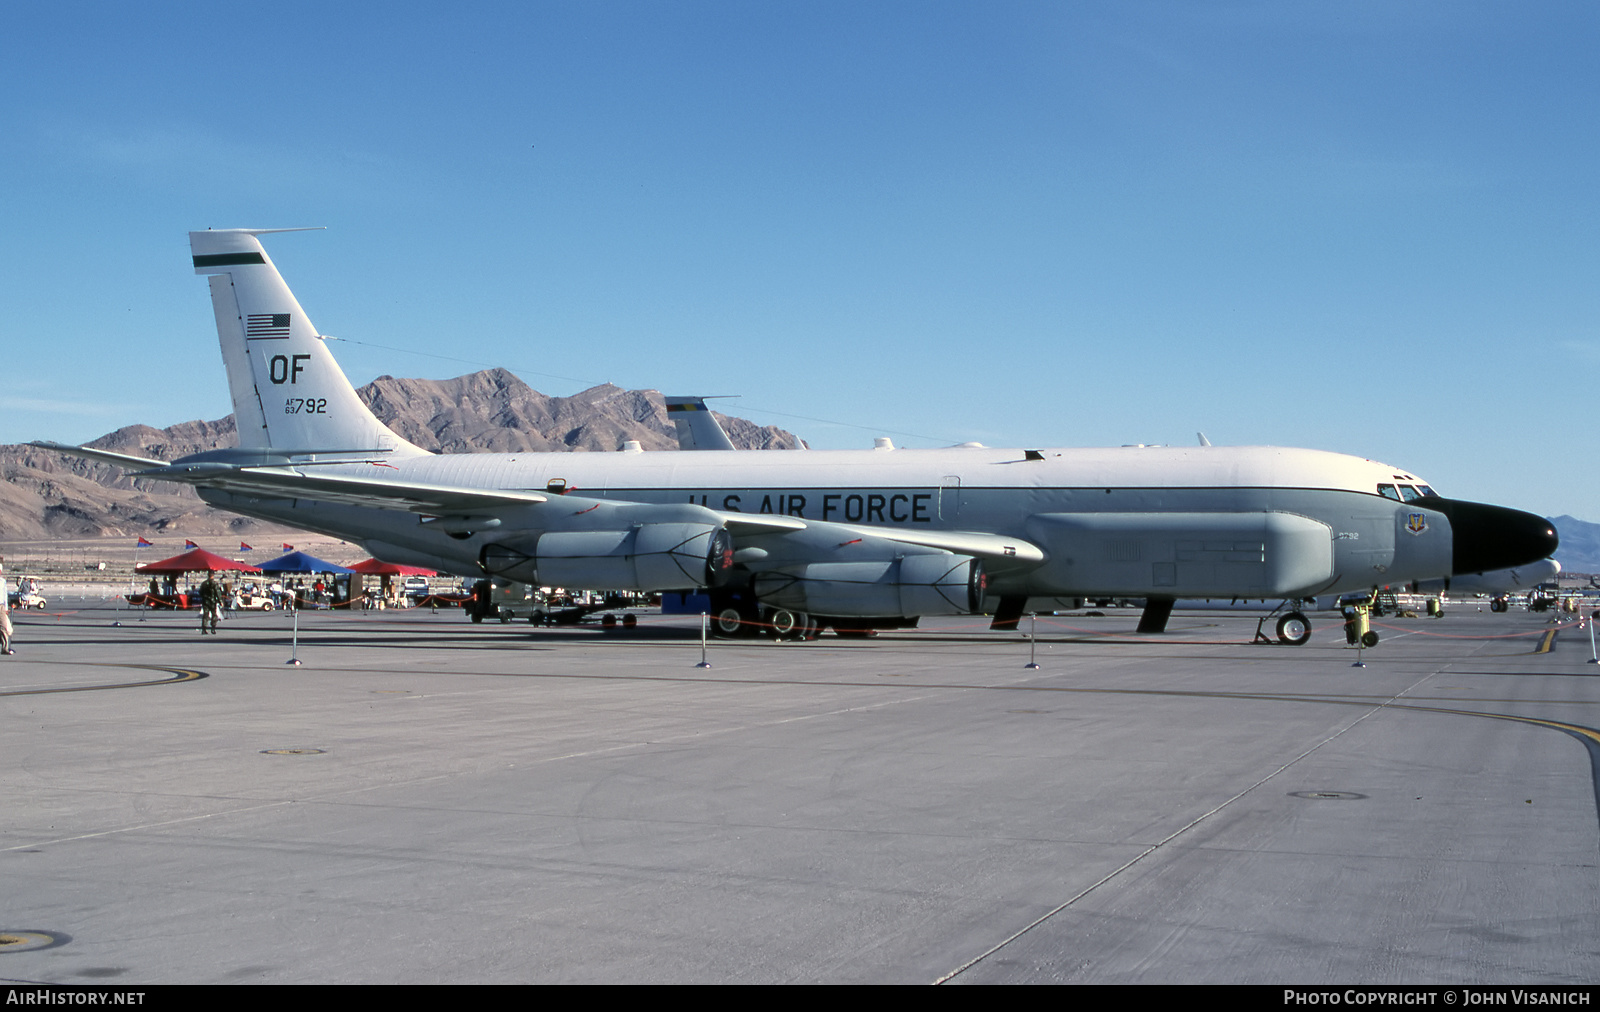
[[402, 575, 431, 603], [10, 576, 46, 610], [233, 588, 275, 611]]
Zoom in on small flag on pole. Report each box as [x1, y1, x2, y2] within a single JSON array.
[[282, 543, 295, 552], [185, 539, 199, 550], [136, 537, 153, 547], [239, 542, 253, 552]]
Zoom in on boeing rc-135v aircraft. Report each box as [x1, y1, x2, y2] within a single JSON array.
[[36, 229, 1558, 643]]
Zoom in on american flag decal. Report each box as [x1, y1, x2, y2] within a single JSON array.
[[246, 313, 291, 338]]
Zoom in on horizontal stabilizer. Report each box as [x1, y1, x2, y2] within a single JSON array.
[[130, 462, 549, 514], [30, 440, 170, 469]]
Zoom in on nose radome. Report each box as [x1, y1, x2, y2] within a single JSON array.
[[1417, 497, 1559, 575]]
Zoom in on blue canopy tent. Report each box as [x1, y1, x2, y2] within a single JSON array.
[[255, 551, 355, 574], [255, 551, 356, 608]]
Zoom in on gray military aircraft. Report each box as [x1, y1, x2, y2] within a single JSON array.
[[1414, 557, 1560, 598], [35, 229, 1558, 643], [1410, 557, 1561, 613]]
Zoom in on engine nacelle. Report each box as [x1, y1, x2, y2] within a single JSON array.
[[480, 523, 733, 591], [752, 554, 984, 618]]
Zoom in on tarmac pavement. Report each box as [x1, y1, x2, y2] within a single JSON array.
[[1, 601, 1595, 984]]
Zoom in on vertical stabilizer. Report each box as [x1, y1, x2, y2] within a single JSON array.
[[190, 229, 425, 456], [665, 396, 737, 451]]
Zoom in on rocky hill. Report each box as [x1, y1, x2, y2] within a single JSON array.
[[1550, 515, 1600, 575], [0, 369, 800, 540]]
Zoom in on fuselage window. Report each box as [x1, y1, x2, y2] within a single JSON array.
[[1377, 484, 1402, 501]]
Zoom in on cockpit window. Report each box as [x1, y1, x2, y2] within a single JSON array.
[[1398, 485, 1422, 502], [1417, 485, 1437, 498], [1377, 484, 1402, 501]]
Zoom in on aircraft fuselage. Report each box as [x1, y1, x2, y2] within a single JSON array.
[[198, 442, 1467, 602]]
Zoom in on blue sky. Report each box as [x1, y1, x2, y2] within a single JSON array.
[[3, 2, 1596, 519]]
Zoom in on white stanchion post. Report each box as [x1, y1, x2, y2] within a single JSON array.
[[287, 605, 302, 666], [696, 612, 712, 669]]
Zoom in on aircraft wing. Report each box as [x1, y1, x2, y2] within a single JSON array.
[[709, 511, 808, 534], [827, 524, 1046, 564], [706, 510, 1043, 565]]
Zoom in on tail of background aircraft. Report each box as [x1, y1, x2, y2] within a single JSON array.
[[190, 229, 426, 457], [664, 396, 737, 451]]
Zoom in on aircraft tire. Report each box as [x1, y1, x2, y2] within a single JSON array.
[[713, 606, 747, 638], [797, 612, 820, 640], [767, 608, 809, 640], [1361, 630, 1380, 648], [769, 608, 797, 639], [1276, 612, 1312, 646]]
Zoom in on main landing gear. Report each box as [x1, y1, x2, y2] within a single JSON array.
[[707, 591, 820, 641], [766, 608, 820, 641]]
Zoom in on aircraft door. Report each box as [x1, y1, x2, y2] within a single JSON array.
[[938, 476, 961, 521]]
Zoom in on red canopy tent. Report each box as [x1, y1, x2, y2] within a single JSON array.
[[345, 558, 439, 610], [131, 548, 260, 610], [136, 548, 262, 574], [346, 559, 436, 576]]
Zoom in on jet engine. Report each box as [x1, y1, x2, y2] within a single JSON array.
[[480, 523, 733, 591], [751, 553, 984, 618]]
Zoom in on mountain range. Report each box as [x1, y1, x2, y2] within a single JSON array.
[[1547, 516, 1600, 576], [0, 369, 799, 541]]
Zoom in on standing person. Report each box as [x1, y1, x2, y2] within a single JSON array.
[[0, 559, 13, 655], [199, 571, 223, 635]]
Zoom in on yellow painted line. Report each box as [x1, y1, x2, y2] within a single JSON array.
[[0, 664, 208, 697], [1386, 702, 1600, 746], [1537, 629, 1559, 654]]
